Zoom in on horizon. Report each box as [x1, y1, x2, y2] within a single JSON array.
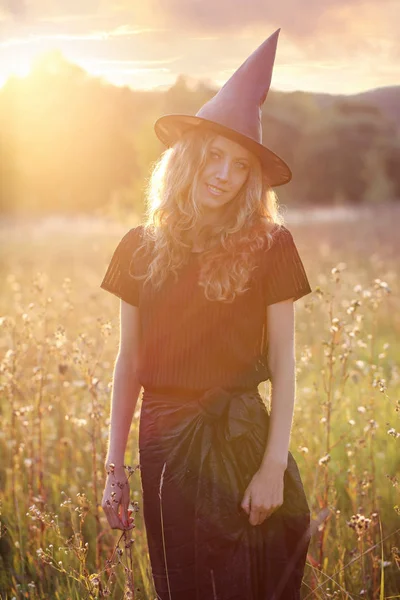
[[0, 46, 397, 98]]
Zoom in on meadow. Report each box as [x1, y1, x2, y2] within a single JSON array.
[[0, 203, 399, 599]]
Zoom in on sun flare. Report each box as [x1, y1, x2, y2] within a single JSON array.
[[0, 42, 43, 87]]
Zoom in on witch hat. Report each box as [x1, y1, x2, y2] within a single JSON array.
[[154, 28, 291, 187]]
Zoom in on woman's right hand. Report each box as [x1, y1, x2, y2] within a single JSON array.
[[101, 465, 134, 530]]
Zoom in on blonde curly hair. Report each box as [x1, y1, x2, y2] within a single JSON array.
[[132, 127, 284, 303]]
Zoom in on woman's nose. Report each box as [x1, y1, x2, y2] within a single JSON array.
[[216, 159, 230, 182]]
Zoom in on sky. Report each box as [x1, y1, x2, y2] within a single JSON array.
[[0, 0, 398, 95]]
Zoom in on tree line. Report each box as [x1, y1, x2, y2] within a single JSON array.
[[0, 51, 399, 216]]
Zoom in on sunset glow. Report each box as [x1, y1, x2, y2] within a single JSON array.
[[0, 43, 38, 87], [0, 0, 398, 97]]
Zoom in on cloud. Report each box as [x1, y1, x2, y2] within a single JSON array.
[[0, 0, 100, 19], [0, 0, 27, 19], [0, 26, 164, 48], [147, 0, 398, 57], [0, 0, 397, 94], [1, 0, 397, 57], [151, 0, 389, 33]]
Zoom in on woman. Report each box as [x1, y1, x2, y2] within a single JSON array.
[[100, 29, 312, 599]]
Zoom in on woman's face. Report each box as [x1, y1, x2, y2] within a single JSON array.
[[197, 134, 253, 214]]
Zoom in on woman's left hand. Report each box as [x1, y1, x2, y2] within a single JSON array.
[[241, 459, 286, 526]]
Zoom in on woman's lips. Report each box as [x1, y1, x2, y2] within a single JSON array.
[[206, 183, 225, 196]]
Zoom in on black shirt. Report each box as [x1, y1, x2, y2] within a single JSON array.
[[100, 224, 312, 390]]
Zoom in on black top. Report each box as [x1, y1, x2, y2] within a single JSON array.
[[100, 224, 312, 390]]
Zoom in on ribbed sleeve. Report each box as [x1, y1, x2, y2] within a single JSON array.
[[263, 225, 312, 306], [100, 227, 142, 307]]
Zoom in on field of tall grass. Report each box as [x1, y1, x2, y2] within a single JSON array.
[[0, 204, 399, 599]]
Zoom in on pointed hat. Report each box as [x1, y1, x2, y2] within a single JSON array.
[[154, 28, 291, 187]]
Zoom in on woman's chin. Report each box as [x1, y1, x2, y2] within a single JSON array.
[[201, 196, 231, 211]]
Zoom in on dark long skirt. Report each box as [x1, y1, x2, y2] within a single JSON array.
[[138, 386, 311, 600]]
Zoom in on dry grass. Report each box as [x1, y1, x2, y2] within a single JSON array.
[[0, 204, 399, 599]]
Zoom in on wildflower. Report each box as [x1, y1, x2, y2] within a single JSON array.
[[330, 317, 341, 333], [71, 417, 87, 427], [318, 454, 331, 466], [331, 263, 346, 278], [387, 428, 400, 439], [347, 513, 372, 539], [364, 420, 378, 433], [101, 321, 112, 334], [386, 474, 398, 487], [89, 574, 100, 587], [378, 379, 387, 393], [374, 279, 391, 292], [378, 560, 391, 568]]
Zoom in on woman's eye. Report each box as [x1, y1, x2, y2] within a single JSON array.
[[210, 151, 220, 159]]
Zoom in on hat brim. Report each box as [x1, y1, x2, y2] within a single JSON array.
[[154, 114, 292, 187]]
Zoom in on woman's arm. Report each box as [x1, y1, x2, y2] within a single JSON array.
[[241, 297, 296, 525], [260, 297, 296, 471], [104, 300, 142, 471]]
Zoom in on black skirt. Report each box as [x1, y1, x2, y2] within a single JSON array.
[[138, 386, 311, 600]]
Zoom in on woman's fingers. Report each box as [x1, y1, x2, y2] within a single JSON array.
[[250, 503, 278, 526], [101, 472, 134, 530], [103, 501, 125, 530], [257, 510, 271, 525], [121, 485, 131, 527], [250, 508, 262, 526], [256, 505, 280, 525], [240, 489, 251, 515], [108, 504, 134, 530], [102, 495, 135, 530], [111, 500, 127, 527], [102, 493, 127, 529]]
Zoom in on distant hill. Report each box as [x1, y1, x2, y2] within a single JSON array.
[[353, 86, 400, 124], [164, 77, 399, 130], [307, 85, 400, 128]]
